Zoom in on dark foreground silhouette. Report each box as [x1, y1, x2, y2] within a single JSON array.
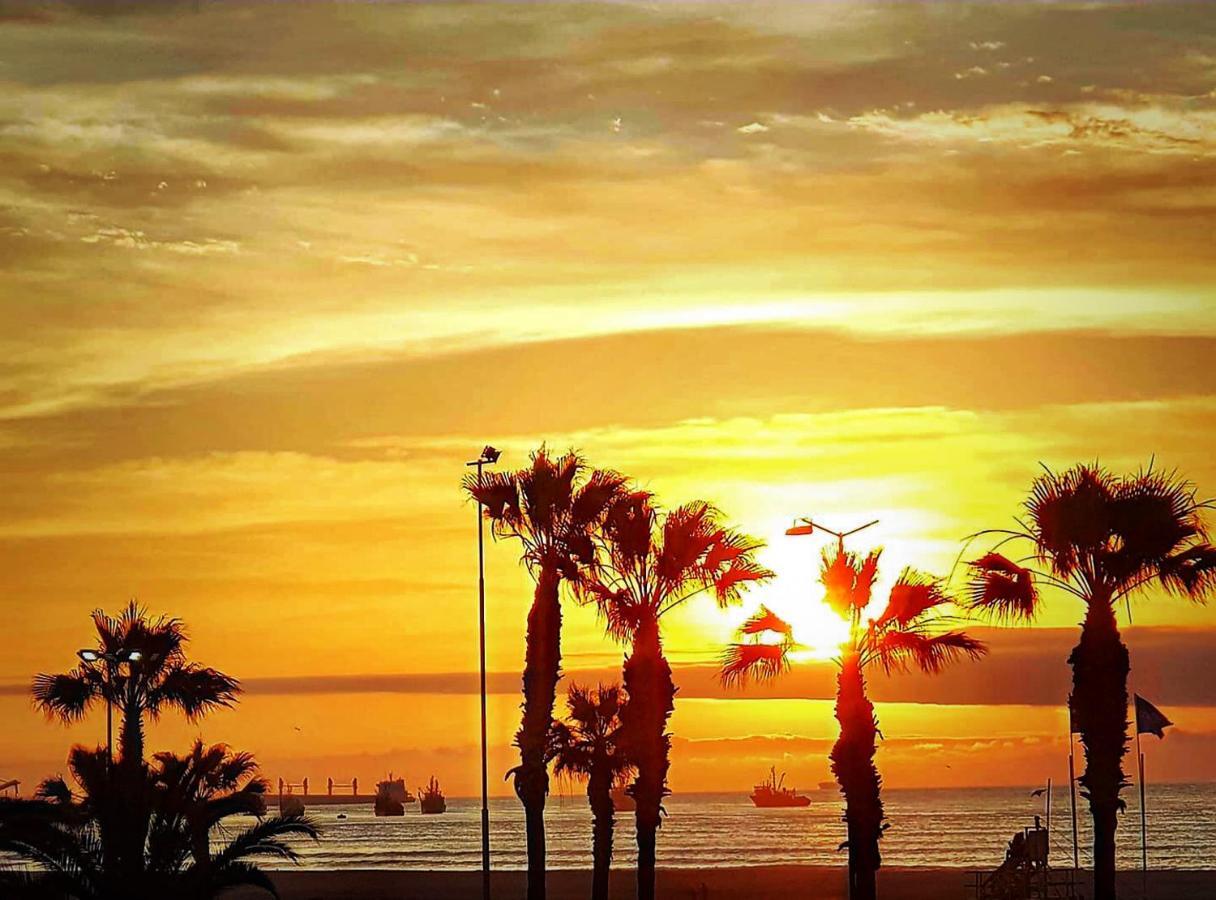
[[724, 547, 984, 900], [223, 867, 1216, 900], [965, 463, 1216, 900]]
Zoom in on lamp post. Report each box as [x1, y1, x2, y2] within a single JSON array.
[[784, 517, 876, 900], [466, 444, 501, 900], [76, 647, 142, 768]]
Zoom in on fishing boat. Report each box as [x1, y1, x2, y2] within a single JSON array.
[[611, 786, 636, 811], [374, 775, 415, 817], [419, 776, 446, 814], [750, 767, 811, 808]]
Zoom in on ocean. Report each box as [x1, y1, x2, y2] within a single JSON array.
[[275, 783, 1215, 871]]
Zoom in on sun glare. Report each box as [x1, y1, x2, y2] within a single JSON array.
[[754, 535, 850, 659]]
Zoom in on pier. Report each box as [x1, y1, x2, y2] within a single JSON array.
[[277, 776, 381, 806]]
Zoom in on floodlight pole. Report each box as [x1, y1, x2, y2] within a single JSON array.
[[77, 648, 141, 770], [467, 446, 501, 900], [105, 658, 114, 768]]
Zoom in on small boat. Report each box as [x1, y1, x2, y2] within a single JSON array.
[[374, 775, 415, 817], [419, 776, 446, 815], [611, 786, 636, 811], [750, 767, 811, 808], [819, 781, 836, 791], [336, 813, 347, 820]]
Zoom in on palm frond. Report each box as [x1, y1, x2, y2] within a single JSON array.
[[872, 630, 986, 675], [854, 550, 882, 611], [713, 557, 773, 606], [720, 642, 790, 687], [1026, 463, 1115, 577], [463, 470, 522, 529], [209, 813, 319, 869], [820, 547, 861, 617], [739, 605, 792, 637], [32, 670, 102, 722], [1157, 543, 1216, 600], [878, 569, 952, 626], [520, 448, 580, 536], [964, 552, 1040, 622], [34, 778, 74, 806], [146, 664, 240, 720], [570, 469, 628, 529]]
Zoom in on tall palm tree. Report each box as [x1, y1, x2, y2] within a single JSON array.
[[964, 463, 1216, 900], [581, 493, 771, 900], [723, 546, 985, 900], [550, 683, 633, 900], [32, 603, 240, 769], [0, 741, 316, 899], [463, 449, 627, 900]]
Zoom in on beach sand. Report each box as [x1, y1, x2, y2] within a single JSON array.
[[243, 867, 1215, 899]]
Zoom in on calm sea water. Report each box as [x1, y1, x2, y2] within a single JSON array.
[[274, 784, 1215, 871]]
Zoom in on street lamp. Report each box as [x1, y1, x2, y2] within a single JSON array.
[[784, 518, 876, 900], [466, 444, 500, 900], [785, 517, 879, 553], [77, 647, 142, 768]]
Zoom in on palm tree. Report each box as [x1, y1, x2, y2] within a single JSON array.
[[32, 603, 240, 769], [550, 683, 633, 900], [581, 493, 771, 900], [0, 741, 316, 899], [963, 463, 1216, 900], [463, 449, 627, 900], [723, 546, 985, 900]]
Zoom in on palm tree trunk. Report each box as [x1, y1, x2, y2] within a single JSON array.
[[516, 565, 562, 900], [1069, 598, 1129, 900], [621, 616, 672, 900], [119, 699, 145, 768], [831, 652, 882, 900], [588, 768, 614, 900], [115, 685, 151, 882]]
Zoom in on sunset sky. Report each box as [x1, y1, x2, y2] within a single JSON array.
[[2, 0, 1215, 798]]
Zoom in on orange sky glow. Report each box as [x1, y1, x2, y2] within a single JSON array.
[[2, 0, 1215, 798]]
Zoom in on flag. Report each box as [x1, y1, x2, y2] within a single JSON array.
[[1134, 694, 1173, 739]]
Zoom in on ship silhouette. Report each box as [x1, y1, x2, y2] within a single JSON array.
[[750, 767, 811, 808], [419, 775, 446, 814], [374, 774, 415, 817]]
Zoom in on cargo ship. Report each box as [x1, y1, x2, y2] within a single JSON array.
[[374, 775, 415, 817], [750, 767, 811, 808], [419, 776, 446, 814]]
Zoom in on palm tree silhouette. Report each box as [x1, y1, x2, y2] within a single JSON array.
[[463, 449, 627, 900], [964, 463, 1216, 900], [0, 740, 316, 899], [582, 493, 771, 900], [723, 546, 984, 900], [32, 603, 240, 769], [550, 683, 633, 900]]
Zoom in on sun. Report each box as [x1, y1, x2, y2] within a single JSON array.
[[752, 536, 850, 660]]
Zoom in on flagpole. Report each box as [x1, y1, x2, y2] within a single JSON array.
[[1068, 735, 1079, 870], [1137, 724, 1147, 896], [1045, 777, 1052, 862], [1125, 598, 1148, 897]]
